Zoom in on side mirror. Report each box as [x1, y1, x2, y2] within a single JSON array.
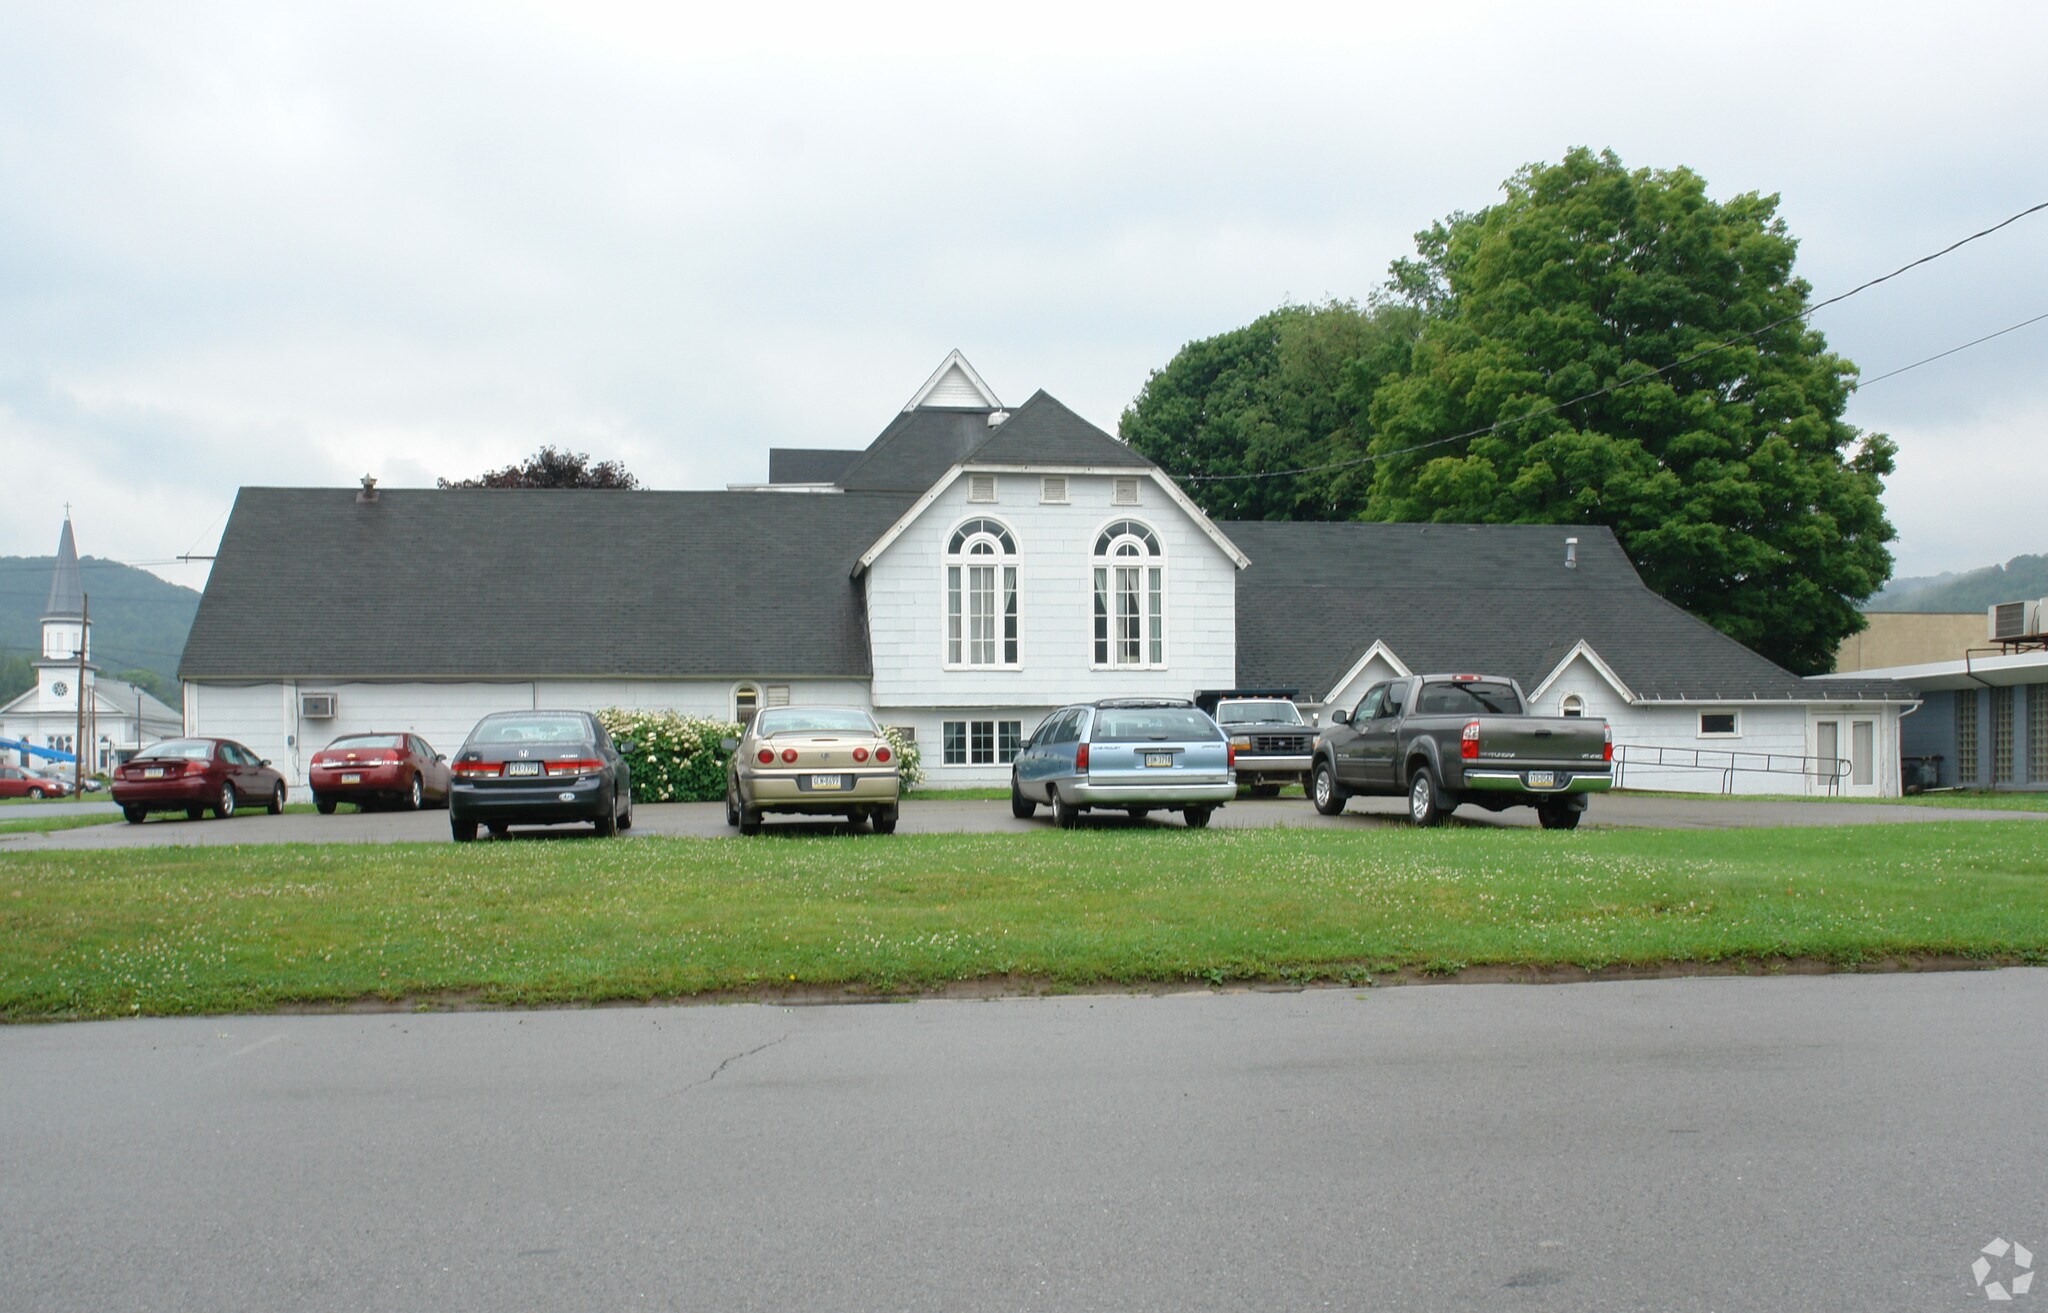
[[718, 738, 740, 754], [1018, 736, 1033, 751], [260, 758, 272, 766], [436, 754, 447, 764], [1329, 708, 1350, 726], [616, 740, 635, 756]]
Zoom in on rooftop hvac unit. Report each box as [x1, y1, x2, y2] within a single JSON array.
[[1988, 600, 2043, 641], [300, 693, 337, 719]]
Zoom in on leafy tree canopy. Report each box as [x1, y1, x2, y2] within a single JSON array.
[[1119, 301, 1421, 520], [439, 445, 641, 490], [1364, 148, 1894, 673]]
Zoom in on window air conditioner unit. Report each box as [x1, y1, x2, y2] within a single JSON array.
[[301, 693, 337, 719], [1988, 601, 2041, 642]]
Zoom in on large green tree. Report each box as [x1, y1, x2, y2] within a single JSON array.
[[1119, 301, 1420, 520], [439, 446, 640, 489], [1364, 148, 1894, 673]]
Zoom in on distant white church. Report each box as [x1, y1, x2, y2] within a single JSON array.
[[0, 519, 183, 773]]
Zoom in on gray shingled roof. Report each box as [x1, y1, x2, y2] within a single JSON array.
[[1224, 521, 1913, 704], [180, 488, 915, 680], [768, 448, 862, 484], [966, 391, 1154, 469], [834, 408, 998, 492], [43, 520, 82, 619]]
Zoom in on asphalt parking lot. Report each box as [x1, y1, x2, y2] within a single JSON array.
[[4, 791, 2041, 852]]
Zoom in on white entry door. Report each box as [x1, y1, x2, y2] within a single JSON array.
[[1812, 716, 1880, 797]]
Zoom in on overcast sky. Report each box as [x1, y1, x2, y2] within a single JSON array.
[[4, 1, 2044, 597]]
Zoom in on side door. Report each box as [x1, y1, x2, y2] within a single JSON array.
[[1327, 684, 1384, 786], [1017, 710, 1068, 798], [1357, 679, 1408, 787], [218, 741, 253, 800]]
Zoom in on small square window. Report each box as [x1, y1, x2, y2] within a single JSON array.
[[1699, 711, 1739, 737], [1112, 477, 1140, 506], [968, 474, 997, 503], [1040, 476, 1068, 504]]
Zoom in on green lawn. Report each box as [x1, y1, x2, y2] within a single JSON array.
[[1615, 788, 2048, 813], [3, 822, 2044, 1020], [0, 813, 122, 836]]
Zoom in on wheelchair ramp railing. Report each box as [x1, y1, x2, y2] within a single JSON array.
[[1611, 744, 1851, 795]]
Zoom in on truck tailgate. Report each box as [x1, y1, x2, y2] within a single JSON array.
[[1468, 717, 1609, 768]]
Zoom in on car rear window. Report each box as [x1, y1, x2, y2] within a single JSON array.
[[1216, 701, 1303, 725], [1415, 682, 1523, 715], [134, 739, 216, 761], [472, 715, 590, 745], [756, 708, 877, 735], [1090, 709, 1222, 743], [330, 734, 404, 750]]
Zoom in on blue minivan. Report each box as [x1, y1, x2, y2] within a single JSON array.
[[1010, 698, 1236, 828]]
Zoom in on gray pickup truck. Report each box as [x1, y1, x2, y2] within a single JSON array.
[[1310, 674, 1611, 828]]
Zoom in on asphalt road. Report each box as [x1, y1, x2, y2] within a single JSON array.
[[5, 970, 2044, 1311], [3, 790, 2041, 852]]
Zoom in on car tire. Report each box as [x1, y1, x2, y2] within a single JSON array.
[[451, 817, 478, 843], [1407, 766, 1445, 828], [26, 786, 45, 799], [1126, 808, 1153, 820], [1312, 760, 1348, 816], [268, 783, 285, 815], [1538, 801, 1582, 831], [1250, 783, 1281, 799], [214, 783, 237, 820], [725, 780, 741, 828], [488, 823, 510, 840], [123, 805, 146, 824], [618, 788, 633, 831], [185, 805, 205, 821], [314, 794, 337, 815], [1184, 806, 1213, 829], [1010, 774, 1036, 819], [594, 798, 619, 838], [1052, 788, 1081, 830], [871, 804, 899, 836], [738, 803, 763, 837], [404, 774, 423, 811]]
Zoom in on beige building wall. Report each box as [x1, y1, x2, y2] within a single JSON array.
[[1833, 613, 1984, 671]]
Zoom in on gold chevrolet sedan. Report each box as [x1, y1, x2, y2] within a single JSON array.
[[723, 706, 901, 835]]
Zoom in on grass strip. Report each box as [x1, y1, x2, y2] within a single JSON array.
[[0, 814, 123, 837], [2, 822, 2044, 1020]]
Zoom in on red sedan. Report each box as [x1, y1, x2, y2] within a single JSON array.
[[111, 738, 287, 823], [309, 733, 452, 813], [0, 764, 64, 799]]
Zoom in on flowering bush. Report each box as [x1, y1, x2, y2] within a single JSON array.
[[595, 708, 738, 803], [597, 708, 925, 801]]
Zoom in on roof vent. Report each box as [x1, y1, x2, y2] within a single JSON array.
[[1564, 536, 1579, 570], [357, 474, 380, 503]]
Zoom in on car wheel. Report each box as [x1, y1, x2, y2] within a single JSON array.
[[451, 817, 478, 843], [1407, 766, 1444, 828], [871, 804, 899, 836], [1250, 783, 1281, 799], [1184, 806, 1214, 829], [725, 780, 741, 827], [404, 774, 423, 811], [123, 805, 146, 824], [268, 783, 285, 815], [185, 805, 205, 821], [618, 788, 633, 831], [1538, 801, 1582, 831], [1052, 788, 1081, 830], [1312, 760, 1348, 816], [314, 793, 337, 815], [214, 783, 237, 820], [488, 823, 510, 840], [1010, 773, 1036, 819], [26, 786, 45, 799], [594, 794, 619, 837], [738, 802, 763, 836]]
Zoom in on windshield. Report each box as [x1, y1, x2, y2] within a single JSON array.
[[328, 734, 404, 750], [471, 714, 590, 745], [756, 708, 878, 736], [1414, 681, 1523, 716], [1090, 708, 1224, 743], [1216, 701, 1303, 726], [135, 739, 216, 761]]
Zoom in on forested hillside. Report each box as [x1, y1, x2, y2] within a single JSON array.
[[1868, 554, 2048, 612], [0, 556, 199, 705]]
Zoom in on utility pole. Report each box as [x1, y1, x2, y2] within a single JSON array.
[[74, 594, 88, 794]]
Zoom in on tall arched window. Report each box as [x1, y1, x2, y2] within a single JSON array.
[[1092, 519, 1164, 668], [732, 682, 761, 729], [946, 518, 1018, 667]]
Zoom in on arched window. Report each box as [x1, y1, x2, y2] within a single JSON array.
[[946, 518, 1018, 667], [1092, 519, 1164, 667], [1561, 694, 1585, 718], [732, 682, 761, 729]]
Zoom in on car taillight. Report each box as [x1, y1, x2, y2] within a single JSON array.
[[452, 760, 499, 777], [874, 746, 891, 764], [1603, 725, 1614, 763], [1227, 742, 1236, 768], [1076, 742, 1090, 772], [548, 759, 603, 776], [781, 748, 799, 764], [852, 747, 869, 762], [1461, 720, 1480, 760], [757, 749, 774, 765]]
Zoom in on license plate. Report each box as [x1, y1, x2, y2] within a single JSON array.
[[506, 761, 541, 777], [811, 774, 842, 790], [144, 767, 164, 779], [1144, 753, 1173, 768], [340, 773, 361, 784], [1527, 771, 1556, 788]]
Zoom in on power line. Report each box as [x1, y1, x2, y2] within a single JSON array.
[[1184, 199, 2048, 484], [1856, 310, 2048, 387]]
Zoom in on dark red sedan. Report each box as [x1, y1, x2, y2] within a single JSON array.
[[0, 764, 63, 799], [308, 732, 452, 813], [111, 738, 287, 823]]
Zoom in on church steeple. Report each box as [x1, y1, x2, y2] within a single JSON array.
[[39, 517, 90, 666]]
